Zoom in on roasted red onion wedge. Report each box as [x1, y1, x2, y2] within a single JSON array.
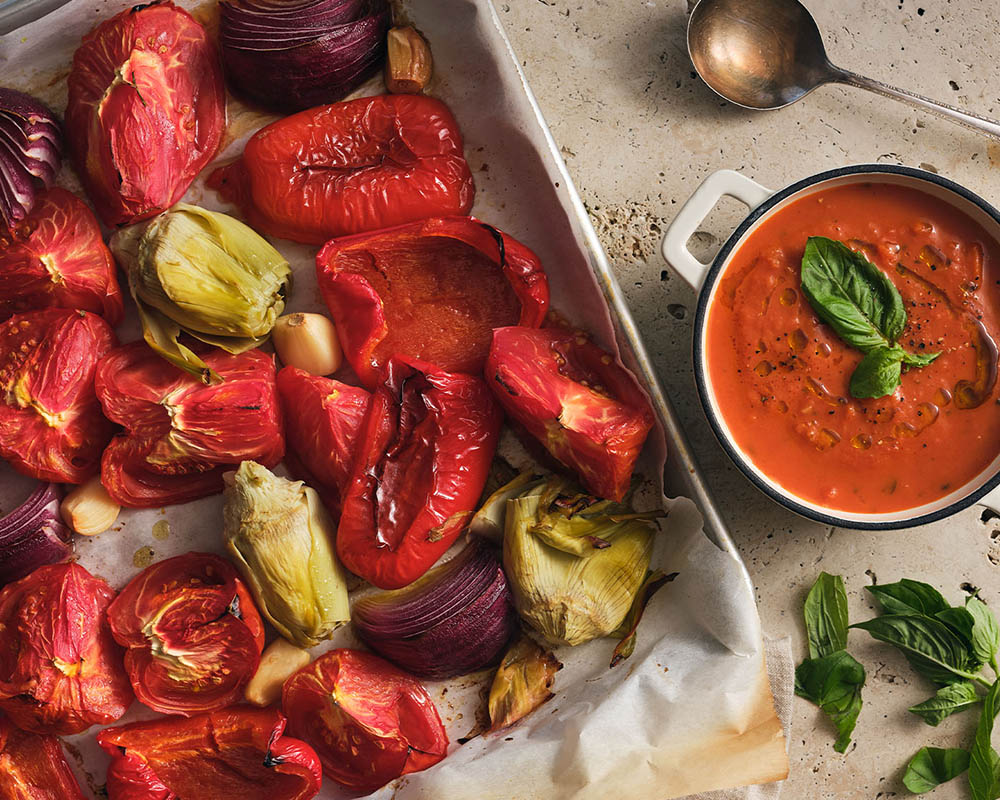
[[0, 89, 62, 230]]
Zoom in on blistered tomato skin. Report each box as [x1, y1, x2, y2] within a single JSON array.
[[98, 707, 322, 800], [0, 308, 117, 484], [209, 94, 474, 244], [66, 2, 225, 227], [107, 552, 265, 716], [95, 342, 285, 508], [0, 715, 87, 799], [485, 326, 655, 502], [276, 366, 370, 511], [283, 649, 448, 792], [0, 563, 133, 735], [0, 188, 124, 323], [317, 216, 550, 387], [337, 357, 503, 589]]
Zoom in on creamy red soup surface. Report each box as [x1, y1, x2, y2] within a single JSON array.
[[706, 182, 1000, 513]]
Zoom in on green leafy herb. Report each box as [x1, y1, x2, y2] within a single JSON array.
[[903, 747, 971, 793], [865, 579, 951, 617], [967, 597, 1000, 667], [800, 236, 940, 399], [969, 681, 1000, 800], [794, 650, 866, 753], [804, 572, 850, 659], [851, 615, 978, 686], [910, 681, 982, 726]]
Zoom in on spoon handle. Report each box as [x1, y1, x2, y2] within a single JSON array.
[[831, 67, 1000, 141]]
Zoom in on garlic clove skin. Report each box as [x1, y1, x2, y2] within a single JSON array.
[[385, 26, 433, 94], [60, 476, 121, 536], [245, 638, 312, 707], [272, 312, 343, 376]]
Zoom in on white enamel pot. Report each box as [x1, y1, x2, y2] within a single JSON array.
[[662, 164, 1000, 529]]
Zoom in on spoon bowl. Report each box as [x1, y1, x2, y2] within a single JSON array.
[[686, 0, 1000, 139], [687, 0, 832, 110]]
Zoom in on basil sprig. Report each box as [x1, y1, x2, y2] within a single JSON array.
[[800, 236, 941, 399], [797, 574, 1000, 797], [794, 572, 865, 753]]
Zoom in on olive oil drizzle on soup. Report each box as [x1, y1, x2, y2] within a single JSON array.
[[707, 182, 1000, 513]]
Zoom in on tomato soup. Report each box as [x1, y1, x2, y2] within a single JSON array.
[[706, 182, 1000, 513]]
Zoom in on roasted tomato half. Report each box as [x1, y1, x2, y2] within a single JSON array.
[[107, 553, 265, 716], [0, 563, 132, 735], [0, 308, 117, 484], [96, 342, 284, 507], [66, 2, 225, 227], [0, 188, 124, 323], [0, 714, 86, 800], [337, 357, 502, 589], [485, 326, 655, 501], [209, 94, 474, 244], [283, 649, 448, 792], [99, 707, 322, 800], [317, 216, 550, 387], [276, 366, 369, 511]]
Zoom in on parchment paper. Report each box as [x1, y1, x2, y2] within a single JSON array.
[[0, 0, 789, 797]]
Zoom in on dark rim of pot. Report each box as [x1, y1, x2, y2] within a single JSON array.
[[692, 163, 1000, 530]]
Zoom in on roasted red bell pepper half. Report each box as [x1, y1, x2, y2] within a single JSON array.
[[98, 706, 321, 800], [208, 94, 474, 244], [96, 342, 284, 507], [283, 649, 447, 792], [0, 188, 124, 323], [0, 563, 132, 735], [66, 2, 225, 227], [107, 552, 265, 716], [276, 366, 369, 511], [0, 308, 116, 484], [485, 326, 655, 502], [317, 216, 549, 387], [0, 714, 86, 800], [337, 357, 502, 589]]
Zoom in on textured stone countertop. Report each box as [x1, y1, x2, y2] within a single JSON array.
[[501, 0, 1000, 797]]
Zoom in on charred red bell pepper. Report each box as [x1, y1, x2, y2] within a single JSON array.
[[208, 94, 474, 244], [0, 188, 124, 323], [337, 357, 501, 589], [107, 552, 265, 716], [485, 325, 655, 502], [98, 706, 321, 800], [66, 2, 225, 227], [0, 563, 132, 735], [96, 342, 284, 508], [283, 649, 447, 792], [276, 366, 369, 511], [0, 714, 86, 800], [0, 308, 116, 484], [317, 216, 550, 388]]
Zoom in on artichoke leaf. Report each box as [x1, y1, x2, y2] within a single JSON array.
[[134, 293, 220, 384], [609, 569, 677, 668], [487, 635, 562, 733]]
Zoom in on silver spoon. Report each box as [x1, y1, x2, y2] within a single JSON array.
[[687, 0, 1000, 140]]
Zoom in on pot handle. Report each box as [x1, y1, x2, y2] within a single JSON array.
[[661, 169, 773, 291], [979, 485, 1000, 516]]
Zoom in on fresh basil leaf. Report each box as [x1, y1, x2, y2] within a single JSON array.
[[795, 650, 865, 753], [865, 580, 951, 617], [967, 597, 1000, 665], [938, 607, 981, 653], [909, 681, 982, 726], [902, 350, 942, 368], [804, 572, 850, 659], [851, 615, 976, 685], [800, 236, 906, 352], [969, 680, 1000, 800], [849, 346, 904, 399], [904, 747, 971, 793]]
